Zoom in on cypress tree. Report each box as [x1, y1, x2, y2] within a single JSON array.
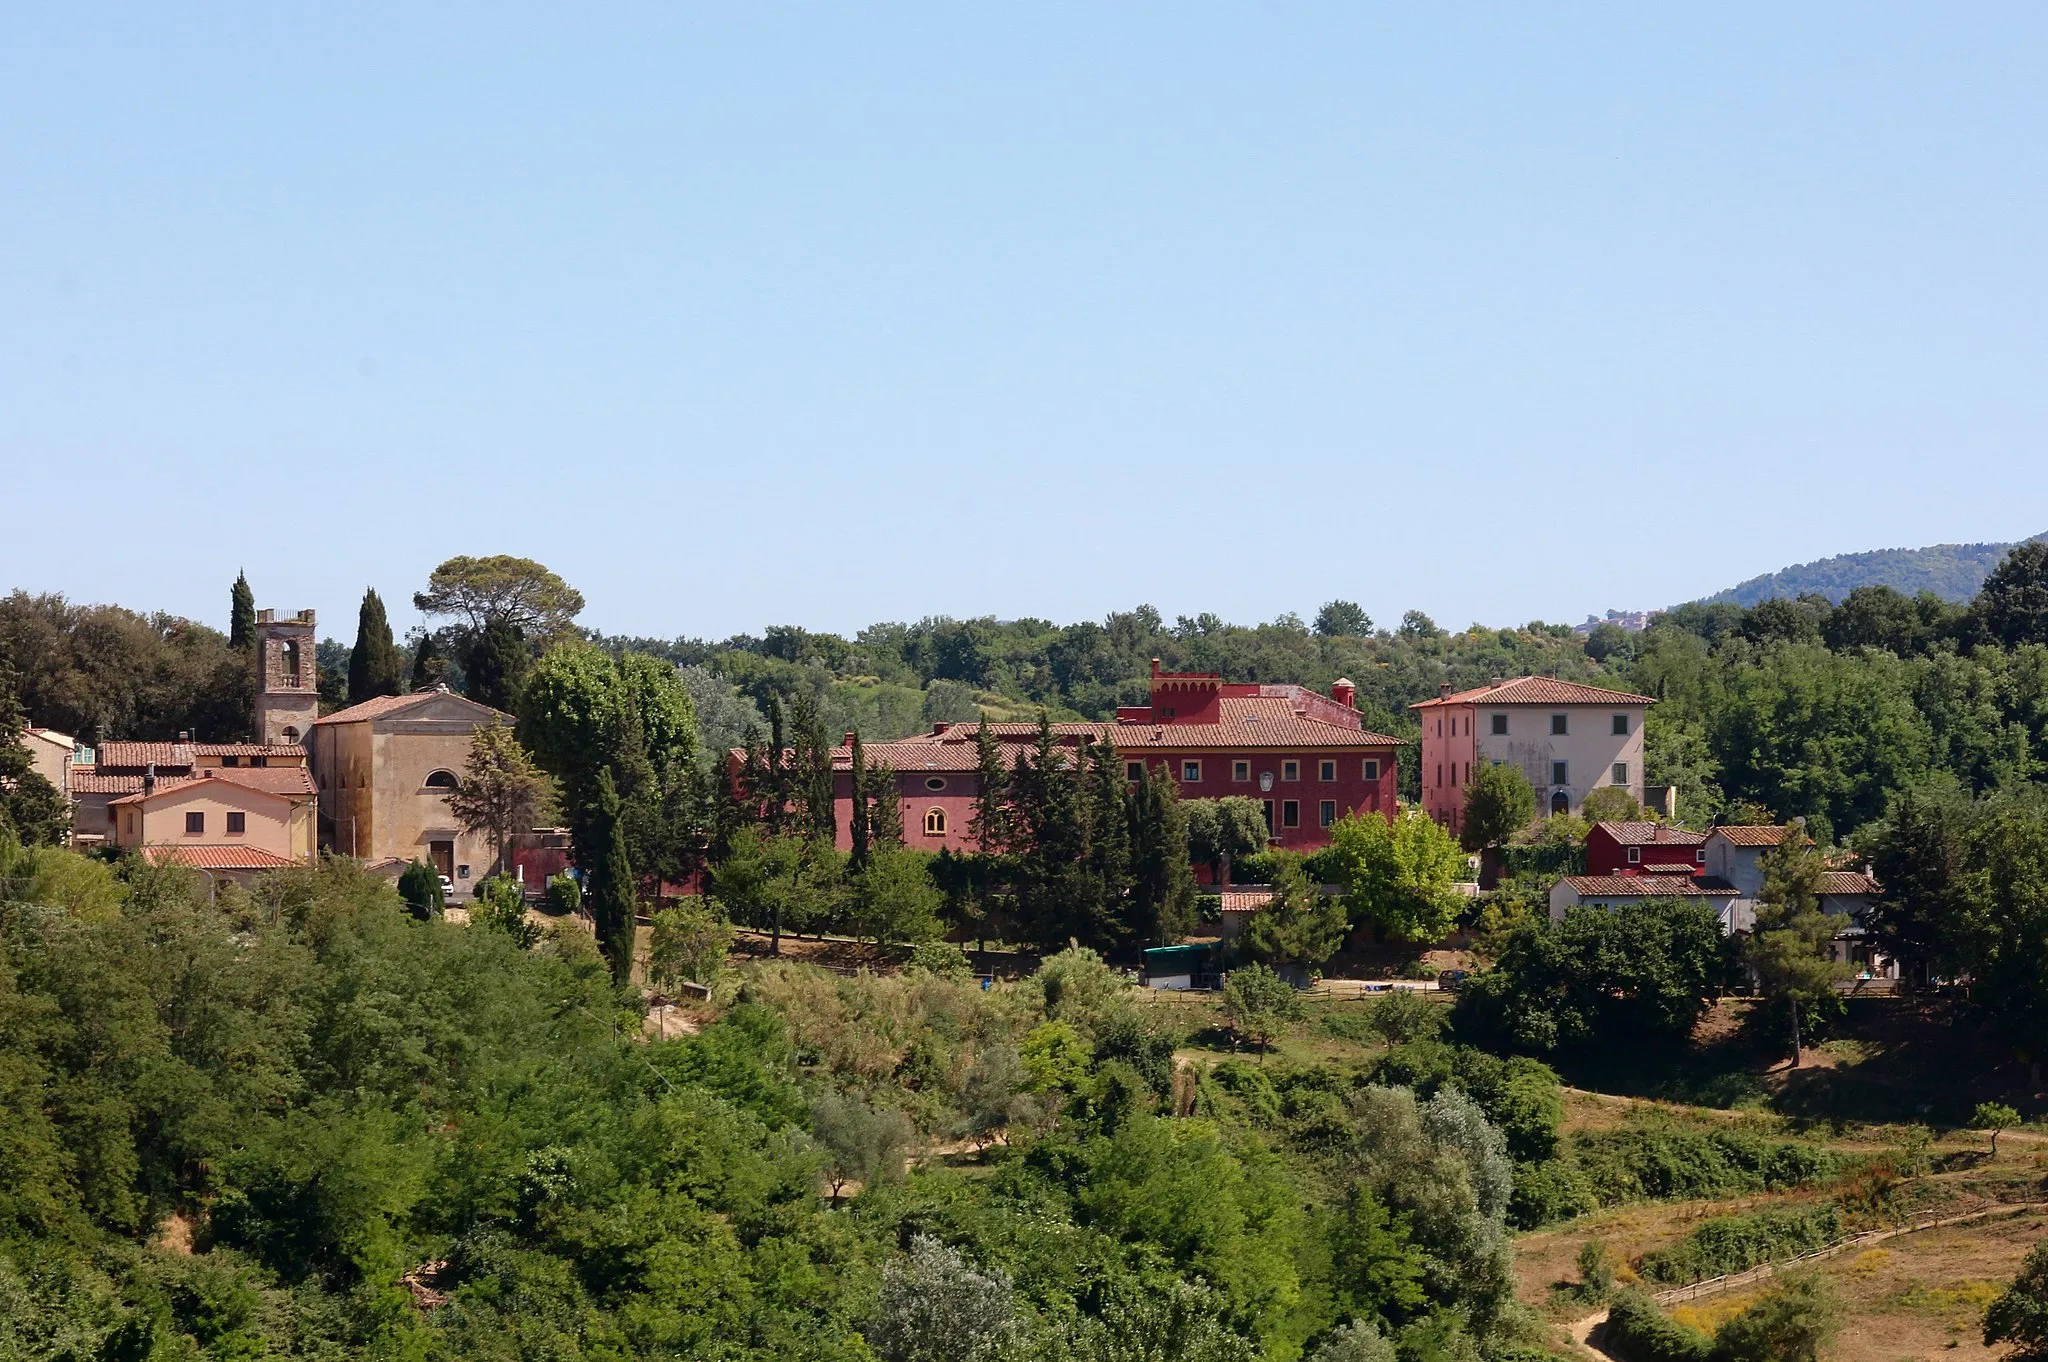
[[1085, 736, 1134, 928], [588, 767, 638, 982], [765, 694, 787, 835], [1130, 762, 1197, 947], [866, 762, 903, 849], [969, 719, 1010, 853], [411, 631, 447, 689], [229, 571, 256, 650], [849, 732, 870, 869], [463, 618, 530, 713], [347, 588, 406, 704]]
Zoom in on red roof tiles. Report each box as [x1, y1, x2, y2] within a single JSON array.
[[312, 688, 507, 727], [1819, 872, 1879, 896], [96, 742, 195, 769], [143, 846, 303, 870], [1559, 875, 1740, 897], [1592, 821, 1707, 847], [1411, 676, 1654, 709], [108, 771, 315, 806], [1708, 825, 1790, 847]]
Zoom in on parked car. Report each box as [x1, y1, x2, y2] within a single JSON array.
[[439, 875, 456, 900], [1436, 968, 1470, 993]]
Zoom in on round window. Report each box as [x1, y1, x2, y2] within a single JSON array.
[[925, 777, 947, 791]]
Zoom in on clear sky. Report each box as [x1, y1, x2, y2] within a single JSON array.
[[5, 4, 2046, 644]]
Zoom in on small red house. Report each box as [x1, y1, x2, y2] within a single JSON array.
[[1584, 821, 1706, 877]]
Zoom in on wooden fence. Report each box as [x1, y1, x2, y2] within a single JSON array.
[[1652, 1200, 2048, 1306]]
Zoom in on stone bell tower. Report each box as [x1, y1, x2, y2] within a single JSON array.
[[254, 608, 319, 746]]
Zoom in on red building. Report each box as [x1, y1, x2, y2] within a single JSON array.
[[1583, 821, 1707, 877], [825, 663, 1404, 859]]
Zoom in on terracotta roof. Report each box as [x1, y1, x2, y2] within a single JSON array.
[[195, 743, 306, 758], [1591, 821, 1707, 847], [109, 772, 313, 807], [312, 688, 508, 727], [1115, 696, 1402, 749], [1218, 889, 1276, 913], [69, 768, 147, 796], [1709, 825, 1790, 847], [143, 845, 303, 870], [1411, 676, 1654, 709], [1559, 875, 1740, 897], [96, 742, 195, 770], [1819, 872, 1879, 896]]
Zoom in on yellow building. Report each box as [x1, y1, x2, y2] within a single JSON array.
[[108, 766, 318, 881], [308, 687, 507, 899]]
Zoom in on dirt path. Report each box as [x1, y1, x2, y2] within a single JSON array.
[[1567, 1310, 1620, 1361]]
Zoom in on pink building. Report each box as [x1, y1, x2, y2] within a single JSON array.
[[819, 664, 1404, 858]]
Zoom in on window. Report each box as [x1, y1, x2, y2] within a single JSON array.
[[1491, 714, 1508, 736], [1232, 760, 1250, 782], [1182, 760, 1201, 782], [1550, 713, 1568, 736], [281, 726, 299, 743], [1612, 713, 1630, 736], [923, 807, 948, 836], [226, 811, 246, 835], [1551, 760, 1569, 785], [185, 811, 205, 835], [1125, 761, 1143, 782], [281, 639, 300, 684], [1551, 790, 1570, 816], [1319, 800, 1337, 827], [1362, 759, 1380, 781], [1626, 846, 1641, 864], [250, 756, 267, 767], [1282, 760, 1299, 782], [1281, 800, 1300, 828], [925, 777, 947, 791], [1695, 848, 1707, 864], [221, 755, 240, 767], [1319, 760, 1336, 782], [424, 769, 460, 790], [1261, 800, 1274, 832], [1612, 762, 1629, 785], [1436, 764, 1443, 786]]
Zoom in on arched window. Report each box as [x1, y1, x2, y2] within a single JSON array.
[[281, 726, 299, 743], [1550, 790, 1570, 817], [424, 769, 461, 791], [281, 639, 301, 685], [923, 807, 948, 836]]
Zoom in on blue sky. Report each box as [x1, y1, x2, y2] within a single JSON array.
[[5, 4, 2046, 643]]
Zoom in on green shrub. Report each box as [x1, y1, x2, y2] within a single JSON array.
[[1507, 1159, 1599, 1229], [1570, 1126, 1839, 1205], [1603, 1287, 1713, 1362], [544, 873, 581, 916], [397, 859, 442, 919], [1637, 1204, 1842, 1285]]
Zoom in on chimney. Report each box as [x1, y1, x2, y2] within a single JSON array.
[[932, 722, 951, 736], [843, 730, 858, 748], [1491, 676, 1504, 688], [178, 730, 190, 743], [1438, 682, 1452, 699], [1151, 657, 1161, 678], [1330, 677, 1356, 709], [143, 763, 156, 796]]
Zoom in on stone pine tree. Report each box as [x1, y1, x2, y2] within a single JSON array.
[[230, 571, 256, 650], [346, 588, 407, 704], [588, 767, 638, 981]]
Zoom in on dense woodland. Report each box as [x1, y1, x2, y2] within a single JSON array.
[[10, 547, 2048, 1357]]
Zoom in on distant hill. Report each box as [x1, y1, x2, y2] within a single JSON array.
[[1698, 534, 2046, 608]]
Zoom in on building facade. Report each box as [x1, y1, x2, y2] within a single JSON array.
[[67, 738, 309, 845], [106, 767, 318, 880], [1584, 821, 1707, 876], [308, 688, 506, 898], [1411, 676, 1653, 836], [818, 665, 1403, 861]]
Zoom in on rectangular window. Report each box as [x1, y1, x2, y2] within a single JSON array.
[[1695, 848, 1707, 864], [1181, 760, 1201, 782], [184, 811, 204, 835], [226, 811, 246, 835], [1550, 713, 1568, 736], [221, 755, 239, 767], [1319, 799, 1337, 827], [1282, 760, 1299, 782], [1491, 713, 1507, 735], [1362, 759, 1380, 781], [1261, 800, 1274, 833], [251, 756, 268, 767], [1612, 713, 1630, 736], [1282, 800, 1300, 828], [1551, 760, 1569, 785], [1232, 760, 1250, 782], [1612, 762, 1629, 785], [1319, 760, 1336, 782], [1436, 764, 1443, 786], [1627, 846, 1641, 864], [1125, 761, 1143, 782]]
